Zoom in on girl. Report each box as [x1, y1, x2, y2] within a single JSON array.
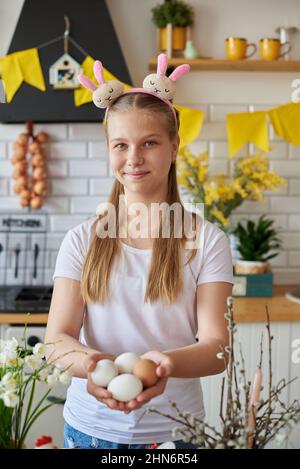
[[45, 58, 233, 449]]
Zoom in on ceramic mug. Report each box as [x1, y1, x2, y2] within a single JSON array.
[[225, 37, 257, 60], [260, 38, 292, 61]]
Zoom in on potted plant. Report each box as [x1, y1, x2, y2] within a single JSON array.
[[232, 215, 282, 275], [151, 0, 194, 52]]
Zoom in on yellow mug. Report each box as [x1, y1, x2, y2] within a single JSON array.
[[260, 38, 292, 61], [225, 37, 257, 60]]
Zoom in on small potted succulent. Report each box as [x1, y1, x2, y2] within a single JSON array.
[[232, 215, 282, 275], [151, 0, 194, 52]]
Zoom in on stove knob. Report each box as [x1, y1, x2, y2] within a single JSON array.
[[27, 335, 40, 347]]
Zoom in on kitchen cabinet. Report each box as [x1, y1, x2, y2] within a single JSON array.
[[201, 321, 300, 449]]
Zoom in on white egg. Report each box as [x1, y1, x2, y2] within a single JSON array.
[[90, 359, 118, 387], [108, 374, 143, 402], [114, 352, 140, 373]]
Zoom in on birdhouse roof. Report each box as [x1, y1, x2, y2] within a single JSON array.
[[49, 53, 81, 69]]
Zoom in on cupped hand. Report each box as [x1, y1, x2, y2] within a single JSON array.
[[123, 350, 174, 413], [85, 352, 127, 412]]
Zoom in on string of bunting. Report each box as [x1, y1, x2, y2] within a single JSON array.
[[0, 45, 204, 150], [1, 43, 299, 154]]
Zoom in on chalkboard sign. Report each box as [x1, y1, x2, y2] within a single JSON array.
[[0, 0, 132, 123]]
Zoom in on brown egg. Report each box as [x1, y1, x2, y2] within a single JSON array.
[[132, 359, 158, 388], [33, 167, 46, 180], [30, 196, 43, 209], [33, 181, 47, 196], [35, 131, 49, 143]]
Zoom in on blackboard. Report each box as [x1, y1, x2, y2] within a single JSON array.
[[0, 0, 132, 123]]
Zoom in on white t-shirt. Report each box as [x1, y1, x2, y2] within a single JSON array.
[[53, 216, 233, 444]]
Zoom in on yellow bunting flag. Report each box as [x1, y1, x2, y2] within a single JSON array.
[[227, 111, 270, 158], [0, 48, 46, 102], [74, 56, 132, 107], [175, 105, 204, 150], [268, 102, 300, 145]]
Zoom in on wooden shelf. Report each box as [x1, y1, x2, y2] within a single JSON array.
[[149, 57, 300, 72]]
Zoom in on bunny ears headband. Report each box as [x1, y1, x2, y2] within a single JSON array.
[[78, 53, 190, 123]]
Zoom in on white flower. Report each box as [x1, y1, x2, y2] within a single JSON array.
[[25, 354, 44, 371], [46, 374, 58, 387], [33, 343, 46, 358], [59, 370, 72, 385], [53, 363, 64, 378], [2, 390, 18, 408], [1, 372, 17, 391], [38, 367, 51, 381], [0, 338, 19, 366]]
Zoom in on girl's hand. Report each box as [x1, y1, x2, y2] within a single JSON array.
[[85, 352, 127, 412], [123, 350, 174, 413]]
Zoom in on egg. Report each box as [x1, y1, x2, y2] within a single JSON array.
[[90, 359, 118, 387], [107, 374, 143, 402], [114, 352, 140, 373], [133, 358, 159, 388]]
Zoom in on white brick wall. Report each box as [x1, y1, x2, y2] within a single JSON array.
[[0, 103, 299, 285]]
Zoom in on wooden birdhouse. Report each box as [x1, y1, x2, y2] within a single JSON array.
[[49, 53, 82, 90]]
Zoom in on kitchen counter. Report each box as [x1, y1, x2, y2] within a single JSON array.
[[0, 285, 300, 324]]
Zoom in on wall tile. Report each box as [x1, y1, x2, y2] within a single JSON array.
[[51, 179, 88, 195], [70, 160, 107, 177], [209, 104, 248, 122]]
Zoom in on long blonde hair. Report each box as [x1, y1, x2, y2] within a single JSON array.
[[81, 93, 198, 305]]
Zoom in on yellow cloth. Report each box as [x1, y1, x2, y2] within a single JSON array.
[[268, 102, 300, 145], [0, 48, 45, 102], [175, 105, 204, 150], [74, 55, 132, 107], [227, 111, 270, 158]]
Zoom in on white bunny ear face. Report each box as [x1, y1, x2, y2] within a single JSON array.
[[143, 73, 176, 100], [92, 80, 124, 109]]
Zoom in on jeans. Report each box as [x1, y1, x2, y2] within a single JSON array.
[[64, 422, 199, 449]]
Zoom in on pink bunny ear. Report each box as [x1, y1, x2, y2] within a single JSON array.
[[94, 60, 105, 84], [168, 64, 191, 82], [78, 74, 98, 92], [157, 53, 168, 75]]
